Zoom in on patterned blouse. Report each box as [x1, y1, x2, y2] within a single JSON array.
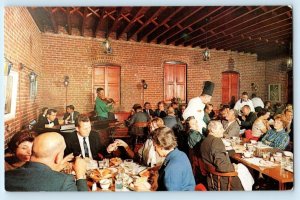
[[261, 129, 290, 150]]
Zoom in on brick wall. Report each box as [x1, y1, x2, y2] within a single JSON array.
[[4, 7, 42, 145], [4, 7, 289, 144]]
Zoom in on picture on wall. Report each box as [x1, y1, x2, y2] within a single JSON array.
[[268, 84, 281, 102], [4, 70, 19, 121]]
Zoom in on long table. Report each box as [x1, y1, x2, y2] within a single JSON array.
[[230, 153, 293, 190]]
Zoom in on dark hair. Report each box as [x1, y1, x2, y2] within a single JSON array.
[[7, 131, 36, 153], [257, 108, 268, 117], [77, 115, 90, 126], [242, 92, 248, 96], [41, 107, 48, 113], [157, 101, 165, 107], [68, 105, 75, 110], [152, 127, 177, 150], [135, 105, 143, 111], [171, 102, 178, 107], [46, 109, 57, 115], [144, 102, 150, 107], [96, 88, 104, 93], [132, 103, 142, 112], [251, 93, 257, 98]]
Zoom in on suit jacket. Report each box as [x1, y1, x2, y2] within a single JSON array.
[[200, 135, 243, 191], [63, 111, 80, 123], [63, 131, 106, 160], [143, 109, 155, 117], [239, 112, 257, 130], [5, 162, 88, 191], [153, 109, 167, 118], [35, 117, 59, 129], [222, 120, 240, 139]]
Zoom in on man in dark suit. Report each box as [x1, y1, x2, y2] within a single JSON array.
[[5, 132, 88, 191], [222, 109, 240, 139], [35, 109, 59, 128], [200, 121, 243, 191], [63, 105, 80, 124], [238, 105, 257, 130], [63, 115, 106, 160], [143, 102, 154, 118]]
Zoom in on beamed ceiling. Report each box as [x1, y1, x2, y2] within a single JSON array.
[[28, 6, 293, 60]]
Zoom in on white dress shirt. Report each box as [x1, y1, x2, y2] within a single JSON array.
[[251, 97, 264, 109], [76, 133, 93, 159], [234, 99, 255, 115]]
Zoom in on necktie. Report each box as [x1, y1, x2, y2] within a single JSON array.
[[83, 137, 89, 158]]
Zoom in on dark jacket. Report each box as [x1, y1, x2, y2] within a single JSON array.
[[35, 117, 59, 129], [143, 109, 155, 117], [63, 131, 106, 160], [63, 111, 80, 123], [239, 112, 257, 130], [128, 111, 149, 127], [153, 109, 167, 118], [200, 135, 243, 191], [5, 162, 88, 191]]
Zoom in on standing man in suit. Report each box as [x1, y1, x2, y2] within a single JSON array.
[[143, 102, 154, 118], [222, 109, 240, 139], [36, 109, 59, 128], [63, 105, 80, 124], [183, 81, 215, 134], [63, 115, 106, 160], [5, 132, 88, 191]]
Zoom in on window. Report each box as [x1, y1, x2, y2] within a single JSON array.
[[164, 62, 187, 103], [221, 71, 239, 104], [93, 65, 121, 105]]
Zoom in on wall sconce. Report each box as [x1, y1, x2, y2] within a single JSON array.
[[64, 76, 69, 87], [29, 71, 37, 82], [141, 79, 148, 89], [102, 38, 112, 54], [202, 48, 210, 61], [251, 83, 258, 92], [4, 58, 13, 76]]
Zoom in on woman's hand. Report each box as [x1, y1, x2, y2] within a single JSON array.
[[114, 139, 129, 148]]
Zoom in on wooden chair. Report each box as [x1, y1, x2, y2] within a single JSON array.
[[203, 161, 238, 191], [132, 122, 149, 146]]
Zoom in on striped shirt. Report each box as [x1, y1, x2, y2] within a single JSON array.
[[261, 129, 290, 150]]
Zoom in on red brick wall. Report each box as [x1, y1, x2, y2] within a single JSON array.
[[4, 7, 288, 144], [4, 7, 42, 145]]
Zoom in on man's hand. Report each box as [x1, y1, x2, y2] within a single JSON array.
[[73, 156, 87, 180]]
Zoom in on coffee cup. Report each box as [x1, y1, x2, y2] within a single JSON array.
[[243, 151, 252, 158], [100, 179, 111, 190]]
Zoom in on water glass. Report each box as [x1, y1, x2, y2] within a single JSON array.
[[98, 160, 105, 169], [103, 158, 110, 168], [262, 152, 270, 161]]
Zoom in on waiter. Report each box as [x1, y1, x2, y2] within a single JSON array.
[[183, 81, 215, 134]]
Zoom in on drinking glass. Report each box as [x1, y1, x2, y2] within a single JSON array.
[[262, 152, 270, 161], [98, 160, 105, 169]]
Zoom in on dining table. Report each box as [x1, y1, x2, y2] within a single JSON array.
[[226, 138, 294, 190]]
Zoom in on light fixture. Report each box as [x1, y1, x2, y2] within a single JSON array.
[[64, 76, 69, 87], [29, 72, 37, 82], [202, 18, 210, 61], [4, 58, 12, 76], [141, 80, 148, 89], [102, 38, 112, 54], [286, 42, 293, 70]]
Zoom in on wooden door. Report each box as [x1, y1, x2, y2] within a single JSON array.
[[222, 72, 239, 104], [93, 66, 120, 105], [164, 63, 186, 103]]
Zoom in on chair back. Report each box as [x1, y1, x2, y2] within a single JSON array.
[[204, 161, 238, 191]]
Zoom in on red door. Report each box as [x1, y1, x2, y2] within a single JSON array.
[[222, 72, 239, 104]]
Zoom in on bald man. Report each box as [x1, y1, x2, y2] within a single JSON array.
[[5, 132, 88, 191]]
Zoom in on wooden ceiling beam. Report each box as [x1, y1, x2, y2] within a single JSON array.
[[174, 6, 241, 46], [81, 8, 88, 36], [127, 7, 167, 40], [88, 7, 101, 18], [148, 7, 203, 43], [137, 7, 184, 42], [165, 6, 223, 45], [189, 6, 271, 47], [191, 6, 284, 47], [116, 7, 149, 40], [210, 13, 291, 50], [93, 8, 105, 37], [107, 7, 124, 38], [47, 8, 58, 33], [66, 8, 72, 35]]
